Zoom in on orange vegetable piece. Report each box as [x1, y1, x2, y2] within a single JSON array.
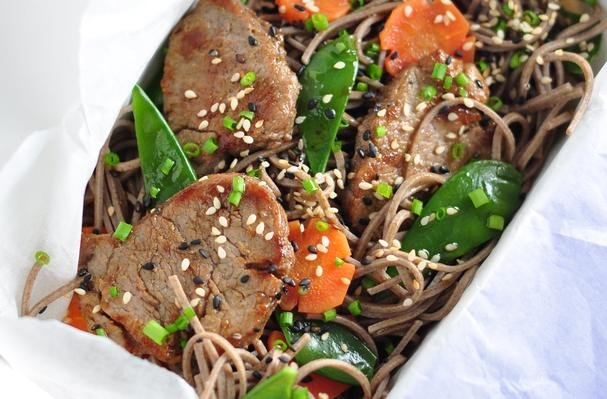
[[379, 0, 470, 76], [64, 294, 88, 332], [280, 218, 355, 314], [267, 330, 287, 349], [298, 373, 350, 399], [275, 0, 351, 23], [460, 36, 476, 63]]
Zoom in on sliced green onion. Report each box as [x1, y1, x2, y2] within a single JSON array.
[[311, 13, 329, 31], [502, 3, 514, 17], [315, 220, 329, 232], [183, 306, 196, 320], [332, 140, 342, 153], [240, 71, 257, 86], [411, 198, 423, 216], [493, 19, 507, 34], [368, 63, 382, 80], [228, 191, 243, 207], [165, 323, 178, 334], [109, 285, 119, 298], [454, 72, 470, 87], [232, 175, 246, 193], [375, 125, 387, 138], [292, 386, 310, 399], [279, 311, 294, 327], [149, 186, 161, 199], [361, 277, 377, 290], [348, 299, 363, 316], [182, 142, 200, 159], [385, 341, 395, 354], [351, 0, 366, 9], [34, 250, 50, 265], [458, 87, 469, 98], [523, 10, 540, 26], [160, 158, 175, 175], [302, 178, 319, 193], [355, 81, 369, 92], [451, 142, 465, 160], [436, 207, 446, 220], [476, 59, 489, 73], [247, 168, 261, 178], [304, 18, 314, 32], [443, 75, 453, 90], [143, 320, 170, 345], [113, 221, 133, 241], [487, 214, 505, 230], [420, 84, 437, 101], [239, 110, 255, 120], [223, 116, 237, 131], [334, 257, 344, 267], [375, 181, 393, 199], [202, 137, 219, 154], [488, 96, 503, 111], [468, 188, 490, 208], [95, 328, 107, 336], [273, 339, 288, 351], [323, 308, 337, 322], [431, 63, 448, 80], [509, 51, 526, 69], [364, 42, 380, 58], [103, 151, 120, 166], [174, 315, 189, 331]]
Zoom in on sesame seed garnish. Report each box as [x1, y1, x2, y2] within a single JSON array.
[[219, 216, 229, 227], [198, 120, 209, 130], [316, 244, 328, 253], [413, 154, 421, 165], [445, 243, 459, 251], [217, 246, 227, 259], [195, 287, 206, 297], [420, 216, 430, 226], [264, 231, 275, 240], [230, 98, 238, 110], [447, 112, 458, 122], [403, 298, 413, 307], [193, 276, 204, 284], [181, 258, 191, 271], [386, 254, 398, 262], [243, 119, 251, 132], [211, 227, 221, 236], [241, 275, 250, 283], [379, 239, 389, 248], [340, 277, 351, 285], [184, 90, 197, 99], [434, 14, 443, 24], [333, 61, 346, 69], [219, 103, 226, 114], [463, 98, 474, 108], [213, 197, 221, 209], [92, 304, 101, 314], [322, 94, 333, 103], [197, 109, 208, 117], [434, 145, 446, 155], [211, 57, 222, 65], [446, 207, 459, 215], [245, 214, 257, 226], [122, 291, 132, 305], [107, 206, 115, 217], [305, 253, 318, 261], [234, 131, 245, 139], [211, 103, 219, 112], [341, 343, 349, 352], [315, 265, 324, 277], [431, 253, 441, 262], [190, 298, 201, 307], [377, 108, 387, 117], [536, 55, 544, 65], [205, 207, 217, 216], [253, 221, 264, 235], [295, 116, 306, 124], [416, 102, 428, 112], [215, 235, 227, 244], [255, 120, 264, 128], [358, 181, 373, 190], [404, 4, 413, 16], [231, 72, 240, 82], [243, 136, 254, 144], [321, 332, 330, 341], [540, 76, 553, 84], [213, 295, 222, 310]]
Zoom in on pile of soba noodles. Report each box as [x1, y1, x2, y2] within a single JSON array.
[[23, 0, 607, 397]]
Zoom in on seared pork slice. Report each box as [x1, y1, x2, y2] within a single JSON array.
[[162, 0, 300, 165], [77, 174, 293, 364], [344, 51, 492, 233]]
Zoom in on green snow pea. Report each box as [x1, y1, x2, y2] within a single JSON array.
[[298, 32, 358, 174], [244, 366, 297, 399], [132, 85, 196, 203], [401, 160, 522, 264]]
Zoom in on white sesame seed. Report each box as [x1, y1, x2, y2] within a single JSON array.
[[442, 273, 453, 281], [418, 249, 429, 259], [430, 253, 441, 262], [445, 243, 459, 251], [107, 206, 115, 217], [547, 2, 560, 10], [122, 291, 132, 305], [181, 258, 191, 271], [442, 93, 456, 101], [211, 57, 222, 65], [198, 120, 209, 130], [434, 14, 444, 24], [386, 254, 398, 262], [333, 61, 346, 69], [446, 207, 459, 215], [236, 90, 246, 99], [243, 136, 254, 144], [420, 216, 430, 226], [315, 265, 324, 277], [229, 158, 238, 168], [492, 35, 504, 44], [243, 87, 254, 95], [295, 116, 307, 124], [413, 154, 421, 165], [234, 131, 245, 139], [305, 253, 318, 262], [391, 140, 400, 150], [379, 239, 389, 248], [217, 246, 227, 259], [321, 236, 330, 247], [213, 197, 221, 209], [321, 332, 330, 341], [418, 261, 428, 271], [219, 103, 226, 114], [404, 4, 413, 16], [211, 103, 219, 112], [195, 287, 206, 297], [242, 119, 251, 132], [215, 235, 227, 244], [446, 132, 457, 139], [377, 108, 387, 117], [416, 102, 428, 112], [536, 55, 544, 65], [463, 98, 474, 108], [218, 216, 228, 227], [358, 181, 373, 190], [446, 10, 456, 21], [264, 231, 275, 240], [230, 98, 238, 110], [197, 109, 208, 117], [211, 226, 221, 236], [92, 304, 101, 314], [341, 343, 349, 352], [316, 244, 328, 253], [184, 90, 197, 99], [231, 72, 240, 82], [322, 94, 333, 103], [447, 112, 458, 122], [246, 214, 257, 226], [190, 298, 201, 307], [403, 298, 413, 307], [206, 207, 217, 216], [255, 120, 264, 128], [540, 76, 553, 85], [434, 145, 446, 155], [256, 222, 265, 235], [341, 277, 351, 286], [404, 153, 412, 162]]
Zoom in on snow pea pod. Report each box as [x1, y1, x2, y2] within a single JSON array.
[[132, 85, 197, 203], [279, 314, 376, 385], [297, 32, 358, 174], [244, 366, 297, 399], [401, 160, 522, 264]]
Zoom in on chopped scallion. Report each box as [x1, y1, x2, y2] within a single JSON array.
[[411, 198, 423, 216], [302, 178, 319, 193], [273, 339, 288, 351], [502, 3, 514, 17], [228, 191, 243, 207], [311, 13, 329, 31], [443, 75, 453, 90], [183, 306, 196, 320], [355, 81, 368, 92], [450, 142, 465, 160], [454, 72, 470, 87], [332, 140, 342, 153], [375, 125, 387, 138], [420, 84, 437, 101], [361, 277, 377, 290], [202, 137, 219, 154], [279, 311, 294, 327], [103, 151, 120, 166], [240, 71, 257, 86], [468, 188, 490, 208], [334, 257, 344, 267], [182, 142, 200, 159], [232, 175, 246, 193], [160, 158, 175, 175], [523, 10, 540, 26], [109, 285, 119, 298], [488, 96, 503, 111], [223, 116, 237, 131], [348, 299, 363, 316], [487, 214, 505, 230], [375, 181, 393, 199], [143, 320, 170, 345], [149, 186, 161, 199], [95, 328, 107, 336], [239, 110, 255, 120], [458, 87, 468, 98], [292, 386, 310, 399], [476, 59, 489, 73], [509, 51, 526, 69], [323, 308, 337, 322], [113, 221, 133, 241], [431, 63, 447, 80], [436, 207, 446, 220], [315, 220, 329, 232], [34, 250, 50, 265], [368, 63, 382, 80]]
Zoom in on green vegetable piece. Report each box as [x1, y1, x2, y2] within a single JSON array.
[[278, 314, 377, 385], [34, 250, 50, 265], [523, 10, 540, 26], [240, 71, 257, 87], [368, 63, 382, 80], [476, 59, 489, 73], [273, 339, 288, 351], [502, 2, 514, 17], [143, 320, 170, 345], [355, 81, 368, 92], [228, 191, 243, 207], [239, 110, 255, 120], [455, 72, 470, 87], [103, 151, 120, 166], [223, 116, 237, 131], [411, 198, 424, 216], [202, 137, 219, 154], [292, 386, 310, 399], [311, 13, 329, 31], [160, 158, 175, 175], [401, 160, 522, 264], [565, 35, 602, 75], [113, 221, 133, 241], [280, 311, 294, 327], [348, 300, 363, 316], [443, 75, 453, 90], [323, 308, 337, 322], [244, 366, 297, 399], [487, 214, 505, 230], [488, 96, 503, 111], [182, 142, 201, 159], [149, 186, 161, 199], [375, 181, 393, 199], [183, 306, 196, 320], [375, 125, 387, 138], [95, 328, 107, 337], [232, 175, 246, 193], [468, 188, 490, 208], [420, 84, 437, 101], [298, 33, 358, 174], [509, 51, 526, 69], [334, 257, 344, 267], [431, 63, 447, 80], [361, 277, 377, 290], [458, 87, 469, 98], [132, 85, 196, 204], [109, 285, 119, 298], [315, 220, 329, 232], [451, 142, 466, 160], [332, 140, 342, 153], [302, 178, 320, 193]]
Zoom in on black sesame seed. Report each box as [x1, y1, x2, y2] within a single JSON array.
[[212, 295, 221, 310], [308, 98, 319, 110], [324, 108, 336, 119], [199, 249, 209, 259], [268, 26, 277, 37], [445, 55, 452, 65], [363, 196, 373, 206], [439, 106, 449, 115], [357, 148, 366, 158], [248, 35, 258, 46], [475, 79, 484, 89], [38, 305, 47, 314], [372, 104, 382, 112], [193, 276, 204, 285], [265, 357, 273, 364], [91, 324, 101, 331], [307, 245, 318, 254], [80, 280, 91, 291], [235, 53, 246, 64], [178, 242, 189, 250], [268, 264, 278, 274], [282, 276, 296, 287], [430, 165, 450, 174], [361, 257, 372, 265], [454, 50, 463, 58], [190, 238, 202, 246], [134, 201, 143, 213], [83, 273, 92, 284], [301, 375, 313, 383], [299, 277, 311, 287], [363, 129, 371, 140], [248, 102, 257, 112], [275, 292, 282, 300], [285, 171, 295, 179], [279, 355, 290, 363], [367, 142, 378, 158], [252, 370, 263, 380], [253, 326, 261, 332], [142, 194, 152, 209], [240, 275, 250, 283], [390, 51, 399, 60], [142, 262, 155, 271], [294, 4, 306, 11], [77, 268, 89, 277], [291, 240, 299, 252], [359, 217, 370, 226], [362, 91, 376, 100], [480, 116, 491, 128], [209, 49, 219, 57], [92, 228, 101, 235]]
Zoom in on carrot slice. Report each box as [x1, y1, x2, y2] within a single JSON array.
[[380, 0, 470, 76], [275, 0, 351, 23], [460, 36, 476, 63], [298, 373, 350, 399], [64, 294, 88, 332], [267, 330, 287, 349], [280, 218, 355, 314]]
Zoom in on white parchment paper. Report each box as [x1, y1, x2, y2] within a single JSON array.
[[0, 1, 605, 398]]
